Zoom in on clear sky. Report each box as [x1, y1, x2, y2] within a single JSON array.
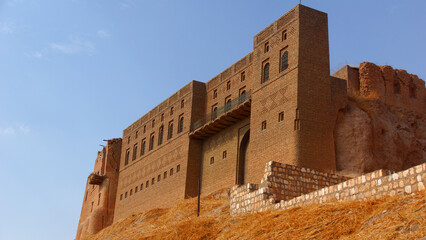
[[0, 0, 425, 239]]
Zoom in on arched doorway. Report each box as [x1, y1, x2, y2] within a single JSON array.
[[236, 130, 250, 185]]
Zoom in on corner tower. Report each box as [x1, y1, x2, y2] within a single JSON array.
[[247, 5, 335, 182]]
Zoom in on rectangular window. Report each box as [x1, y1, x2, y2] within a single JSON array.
[[264, 41, 269, 53], [157, 174, 161, 182], [181, 99, 185, 108], [151, 178, 155, 185], [261, 120, 267, 130], [282, 30, 287, 41], [140, 183, 143, 190], [120, 194, 123, 200], [152, 119, 155, 128], [210, 157, 214, 165], [164, 171, 167, 179], [135, 131, 138, 139], [130, 189, 133, 196], [241, 71, 245, 82], [227, 81, 231, 90], [127, 136, 130, 144], [125, 149, 130, 166], [170, 168, 174, 176], [146, 180, 149, 188], [278, 112, 284, 122], [170, 107, 174, 115], [176, 164, 180, 173], [135, 186, 138, 193], [143, 125, 146, 133], [125, 192, 128, 198], [223, 150, 227, 159], [161, 113, 164, 122], [213, 89, 217, 99]]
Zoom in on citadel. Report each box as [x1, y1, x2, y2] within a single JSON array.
[[76, 5, 425, 239]]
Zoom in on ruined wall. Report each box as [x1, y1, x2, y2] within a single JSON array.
[[333, 63, 426, 176], [76, 138, 122, 240], [230, 161, 425, 215]]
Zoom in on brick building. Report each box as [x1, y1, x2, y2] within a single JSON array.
[[75, 5, 425, 239]]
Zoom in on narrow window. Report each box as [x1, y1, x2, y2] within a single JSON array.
[[158, 126, 164, 145], [170, 168, 174, 176], [170, 107, 174, 115], [212, 106, 218, 120], [130, 189, 133, 196], [135, 186, 138, 193], [91, 201, 94, 212], [264, 41, 269, 53], [278, 112, 284, 122], [141, 139, 146, 155], [223, 150, 227, 159], [168, 121, 174, 139], [281, 51, 289, 72], [164, 171, 167, 179], [161, 113, 164, 122], [263, 63, 270, 83], [225, 98, 231, 112], [210, 157, 214, 165], [177, 164, 180, 173], [157, 174, 161, 182], [227, 81, 231, 90], [181, 99, 185, 108], [127, 136, 130, 144], [140, 183, 143, 190], [282, 30, 287, 41], [120, 194, 123, 200], [143, 125, 146, 133], [149, 133, 155, 151], [132, 144, 138, 161], [146, 180, 149, 188], [125, 149, 130, 165], [241, 71, 246, 82], [239, 90, 246, 103], [135, 131, 138, 139], [178, 115, 184, 133], [261, 120, 267, 130], [151, 178, 155, 185], [125, 192, 128, 198], [152, 119, 155, 128], [213, 89, 218, 99]]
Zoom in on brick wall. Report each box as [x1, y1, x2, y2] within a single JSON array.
[[230, 161, 425, 215]]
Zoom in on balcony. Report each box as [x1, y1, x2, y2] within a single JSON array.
[[190, 91, 251, 139], [88, 172, 106, 185]]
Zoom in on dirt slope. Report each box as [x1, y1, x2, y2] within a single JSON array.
[[84, 190, 425, 240]]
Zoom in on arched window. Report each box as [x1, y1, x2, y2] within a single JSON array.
[[149, 134, 155, 151], [263, 63, 270, 83], [225, 99, 232, 112], [239, 90, 246, 103], [281, 51, 289, 71], [168, 122, 174, 139], [158, 126, 164, 145], [212, 107, 218, 120], [141, 139, 146, 155], [125, 150, 130, 165], [132, 144, 138, 160], [178, 116, 184, 133]]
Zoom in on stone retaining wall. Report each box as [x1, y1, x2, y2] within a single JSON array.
[[230, 161, 425, 215]]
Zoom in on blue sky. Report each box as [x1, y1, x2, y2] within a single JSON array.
[[0, 0, 424, 239]]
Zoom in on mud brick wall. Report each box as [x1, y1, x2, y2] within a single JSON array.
[[231, 162, 426, 215], [230, 161, 350, 215]]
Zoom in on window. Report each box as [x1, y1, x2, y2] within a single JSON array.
[[178, 115, 184, 133], [152, 119, 155, 128], [281, 50, 289, 72], [158, 126, 164, 145], [140, 183, 143, 190], [135, 186, 138, 193], [149, 133, 155, 151], [170, 107, 174, 115], [181, 99, 185, 108], [130, 189, 133, 196], [264, 41, 269, 53], [146, 180, 149, 188], [177, 164, 180, 173], [241, 71, 246, 82], [125, 192, 128, 198], [225, 98, 231, 112], [141, 139, 146, 155], [261, 120, 267, 130], [125, 149, 130, 165], [263, 62, 270, 83], [210, 157, 214, 165], [161, 113, 164, 122], [278, 112, 284, 122], [120, 194, 123, 200], [127, 136, 130, 144], [170, 168, 174, 176], [213, 89, 218, 99], [157, 174, 161, 182], [239, 89, 247, 103], [227, 81, 231, 90], [132, 144, 138, 161], [143, 125, 146, 133], [151, 178, 155, 185], [212, 105, 218, 120], [164, 171, 167, 179], [135, 131, 138, 139], [223, 150, 227, 159], [282, 30, 287, 41], [168, 121, 174, 139], [294, 108, 300, 130]]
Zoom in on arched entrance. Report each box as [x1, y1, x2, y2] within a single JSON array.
[[236, 130, 250, 185]]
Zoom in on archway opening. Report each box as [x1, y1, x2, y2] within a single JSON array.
[[237, 130, 250, 185]]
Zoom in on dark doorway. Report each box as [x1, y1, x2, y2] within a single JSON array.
[[237, 130, 250, 185]]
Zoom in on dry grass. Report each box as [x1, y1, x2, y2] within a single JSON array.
[[85, 190, 425, 240]]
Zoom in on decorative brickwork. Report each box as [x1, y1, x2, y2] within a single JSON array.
[[230, 162, 425, 215]]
